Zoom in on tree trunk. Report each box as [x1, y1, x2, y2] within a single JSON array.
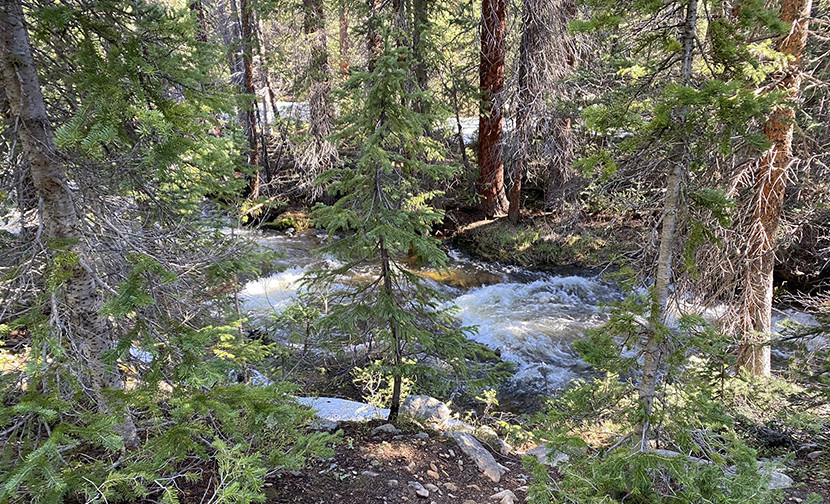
[[380, 238, 403, 422], [542, 0, 576, 210], [737, 0, 812, 376], [189, 0, 208, 42], [412, 0, 429, 112], [235, 0, 260, 197], [637, 0, 696, 449], [0, 0, 137, 446], [339, 5, 350, 75], [508, 0, 535, 225], [478, 0, 508, 218], [302, 0, 337, 201], [368, 0, 383, 70]]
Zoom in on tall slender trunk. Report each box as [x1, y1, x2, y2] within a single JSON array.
[[478, 0, 508, 218], [412, 0, 429, 112], [637, 0, 696, 449], [0, 0, 137, 446], [508, 0, 534, 225], [368, 0, 383, 71], [339, 5, 350, 75], [737, 0, 812, 376], [239, 0, 260, 197], [379, 238, 403, 422], [542, 0, 576, 210], [303, 0, 336, 201]]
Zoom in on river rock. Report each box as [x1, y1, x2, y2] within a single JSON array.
[[424, 483, 440, 493], [525, 444, 569, 468], [401, 395, 451, 428], [489, 489, 517, 504], [308, 418, 339, 432], [444, 431, 508, 483], [409, 481, 430, 498], [371, 423, 402, 436], [758, 462, 793, 490]]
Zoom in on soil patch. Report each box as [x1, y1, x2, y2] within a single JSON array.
[[264, 420, 530, 504]]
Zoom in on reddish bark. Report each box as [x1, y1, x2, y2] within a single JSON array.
[[737, 0, 812, 376], [478, 0, 508, 218], [239, 0, 260, 197]]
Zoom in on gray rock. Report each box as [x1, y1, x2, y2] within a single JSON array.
[[444, 482, 459, 492], [758, 462, 793, 490], [409, 481, 430, 498], [362, 471, 380, 477], [371, 423, 402, 436], [489, 489, 517, 504], [807, 451, 824, 460], [525, 444, 569, 468], [309, 418, 340, 432], [387, 479, 399, 487], [415, 431, 430, 439], [401, 395, 452, 428], [444, 431, 509, 483], [424, 483, 440, 493]]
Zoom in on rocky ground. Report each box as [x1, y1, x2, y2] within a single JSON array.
[[263, 419, 531, 504]]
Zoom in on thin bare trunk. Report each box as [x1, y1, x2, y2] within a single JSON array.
[[380, 239, 402, 422], [303, 0, 337, 201], [339, 5, 350, 75], [736, 0, 812, 375], [637, 0, 696, 449], [239, 0, 260, 197], [0, 0, 137, 445], [478, 0, 508, 218]]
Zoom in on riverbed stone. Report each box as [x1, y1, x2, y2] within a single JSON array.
[[444, 431, 508, 483], [401, 395, 451, 428], [371, 423, 402, 436], [489, 489, 517, 504], [409, 481, 430, 498]]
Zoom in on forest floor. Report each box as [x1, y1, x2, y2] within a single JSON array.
[[446, 210, 645, 271], [221, 419, 532, 504], [171, 417, 830, 504]]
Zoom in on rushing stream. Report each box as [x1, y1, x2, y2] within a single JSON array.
[[238, 229, 822, 395]]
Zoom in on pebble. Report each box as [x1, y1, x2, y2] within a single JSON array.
[[362, 471, 380, 477], [444, 482, 459, 492], [408, 481, 430, 498], [489, 489, 518, 504], [463, 500, 478, 504], [807, 451, 824, 460], [427, 470, 440, 479], [449, 449, 455, 457], [406, 462, 416, 472], [371, 424, 402, 436], [415, 432, 429, 439], [388, 479, 399, 487], [424, 483, 440, 493]]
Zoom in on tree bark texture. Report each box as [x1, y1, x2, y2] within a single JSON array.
[[339, 5, 350, 75], [412, 0, 429, 113], [638, 0, 696, 449], [736, 0, 812, 376], [0, 0, 137, 445], [542, 0, 576, 210], [238, 0, 260, 197], [478, 0, 508, 218], [302, 0, 337, 201]]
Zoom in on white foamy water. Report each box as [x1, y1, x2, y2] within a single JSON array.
[[455, 276, 619, 389], [240, 266, 306, 315]]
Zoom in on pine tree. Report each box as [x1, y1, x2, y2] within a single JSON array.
[[309, 21, 481, 421]]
